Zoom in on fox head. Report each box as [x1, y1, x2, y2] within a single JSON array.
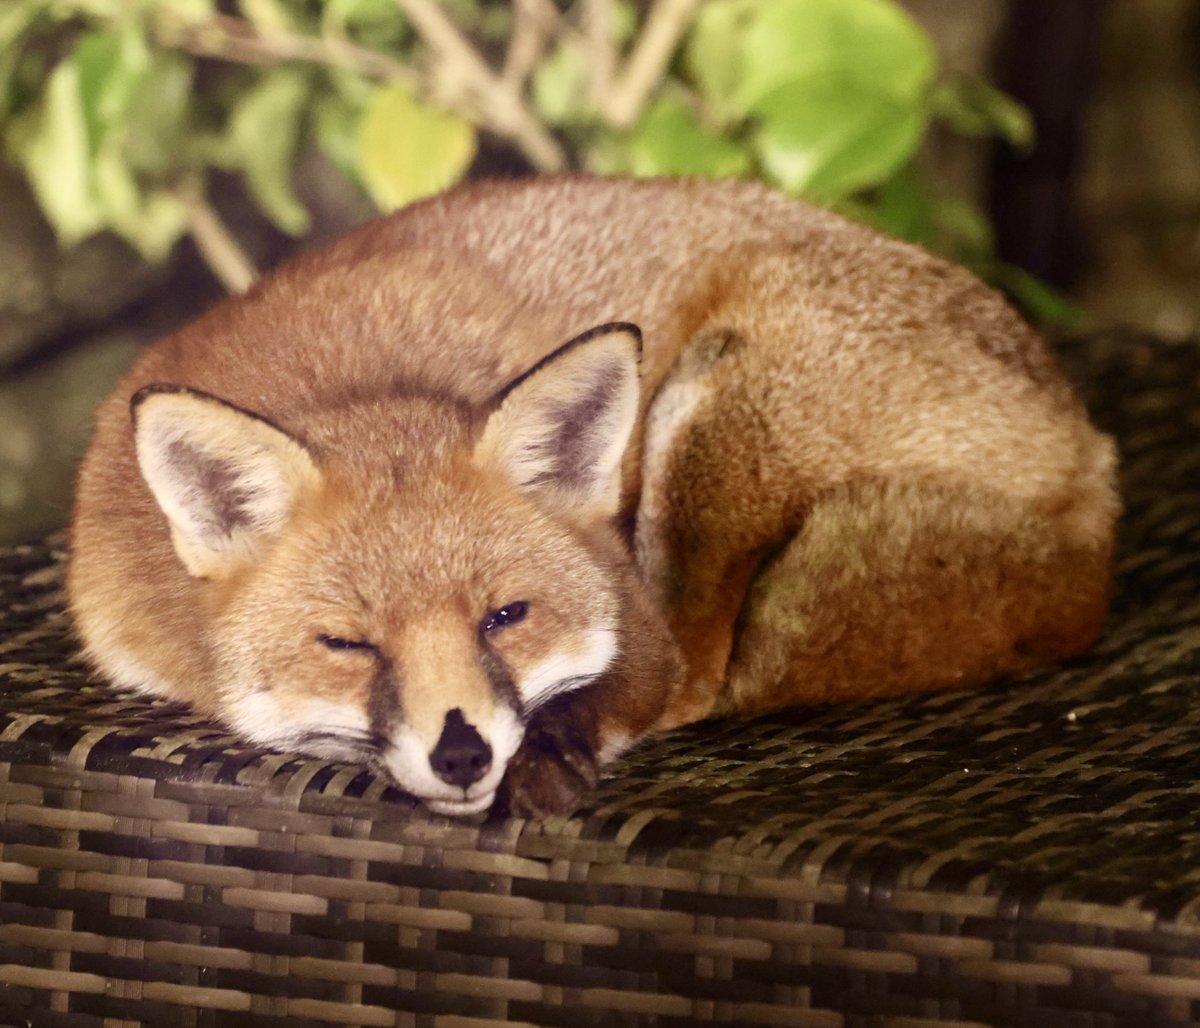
[[130, 324, 642, 815]]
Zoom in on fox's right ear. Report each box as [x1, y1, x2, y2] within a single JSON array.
[[476, 323, 641, 520], [131, 387, 321, 578]]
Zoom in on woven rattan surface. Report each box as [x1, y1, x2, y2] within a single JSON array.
[[1, 329, 1198, 1027]]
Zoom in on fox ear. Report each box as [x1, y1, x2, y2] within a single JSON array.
[[477, 323, 641, 518], [131, 386, 321, 578]]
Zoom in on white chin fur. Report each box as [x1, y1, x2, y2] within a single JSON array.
[[384, 704, 524, 815], [426, 792, 496, 817]]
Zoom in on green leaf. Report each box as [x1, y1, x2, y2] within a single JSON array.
[[122, 49, 193, 175], [476, 3, 513, 43], [220, 69, 312, 234], [626, 95, 750, 178], [323, 0, 387, 31], [989, 263, 1081, 326], [0, 0, 51, 122], [314, 90, 362, 183], [74, 27, 150, 150], [869, 167, 996, 263], [91, 134, 187, 259], [734, 0, 936, 113], [357, 81, 476, 210], [92, 134, 138, 223], [324, 65, 376, 107], [6, 32, 190, 258], [532, 43, 589, 126], [613, 0, 638, 44], [7, 57, 103, 246], [581, 133, 627, 175], [931, 78, 1034, 149], [752, 75, 925, 202], [321, 0, 409, 50], [126, 188, 189, 260], [686, 0, 757, 123], [684, 0, 937, 183], [869, 162, 936, 246], [933, 194, 995, 260]]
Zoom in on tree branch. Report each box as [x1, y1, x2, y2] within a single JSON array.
[[179, 182, 259, 295], [392, 0, 567, 171], [154, 11, 414, 87], [582, 0, 617, 107], [504, 0, 559, 92], [602, 0, 700, 130], [156, 5, 568, 172]]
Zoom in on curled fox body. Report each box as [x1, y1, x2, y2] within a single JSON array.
[[68, 177, 1118, 817]]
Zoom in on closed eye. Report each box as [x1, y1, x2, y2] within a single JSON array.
[[317, 633, 377, 653]]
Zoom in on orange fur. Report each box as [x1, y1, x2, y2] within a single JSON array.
[[67, 177, 1118, 817]]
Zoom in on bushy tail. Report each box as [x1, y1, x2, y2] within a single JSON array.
[[720, 475, 1115, 713]]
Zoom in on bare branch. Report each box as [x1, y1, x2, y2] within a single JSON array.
[[179, 182, 259, 295], [393, 0, 567, 171], [155, 4, 567, 172], [582, 0, 617, 106], [504, 0, 559, 91], [154, 11, 414, 86], [522, 0, 567, 36], [603, 0, 700, 130]]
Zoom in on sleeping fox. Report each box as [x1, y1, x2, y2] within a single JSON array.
[[67, 177, 1118, 817]]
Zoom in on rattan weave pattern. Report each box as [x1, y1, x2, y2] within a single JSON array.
[[0, 329, 1197, 1027]]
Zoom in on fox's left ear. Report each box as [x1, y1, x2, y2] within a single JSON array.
[[131, 386, 321, 578], [476, 323, 641, 518]]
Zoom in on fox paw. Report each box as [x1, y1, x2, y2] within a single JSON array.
[[494, 719, 601, 819]]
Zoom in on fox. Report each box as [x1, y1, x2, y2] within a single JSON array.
[[67, 176, 1118, 818]]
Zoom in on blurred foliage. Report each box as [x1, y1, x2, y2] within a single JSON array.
[[0, 0, 1067, 319]]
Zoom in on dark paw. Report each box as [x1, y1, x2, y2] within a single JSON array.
[[493, 719, 601, 819]]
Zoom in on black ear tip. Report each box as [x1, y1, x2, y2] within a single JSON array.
[[127, 385, 308, 449], [577, 321, 643, 359], [495, 321, 644, 404], [617, 322, 644, 360], [130, 383, 183, 425]]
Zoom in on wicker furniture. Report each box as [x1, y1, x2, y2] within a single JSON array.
[[1, 330, 1197, 1027]]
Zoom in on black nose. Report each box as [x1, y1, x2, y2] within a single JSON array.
[[429, 708, 492, 788]]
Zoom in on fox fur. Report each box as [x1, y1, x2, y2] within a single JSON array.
[[67, 176, 1119, 817]]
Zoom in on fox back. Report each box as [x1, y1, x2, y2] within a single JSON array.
[[68, 177, 1118, 817]]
